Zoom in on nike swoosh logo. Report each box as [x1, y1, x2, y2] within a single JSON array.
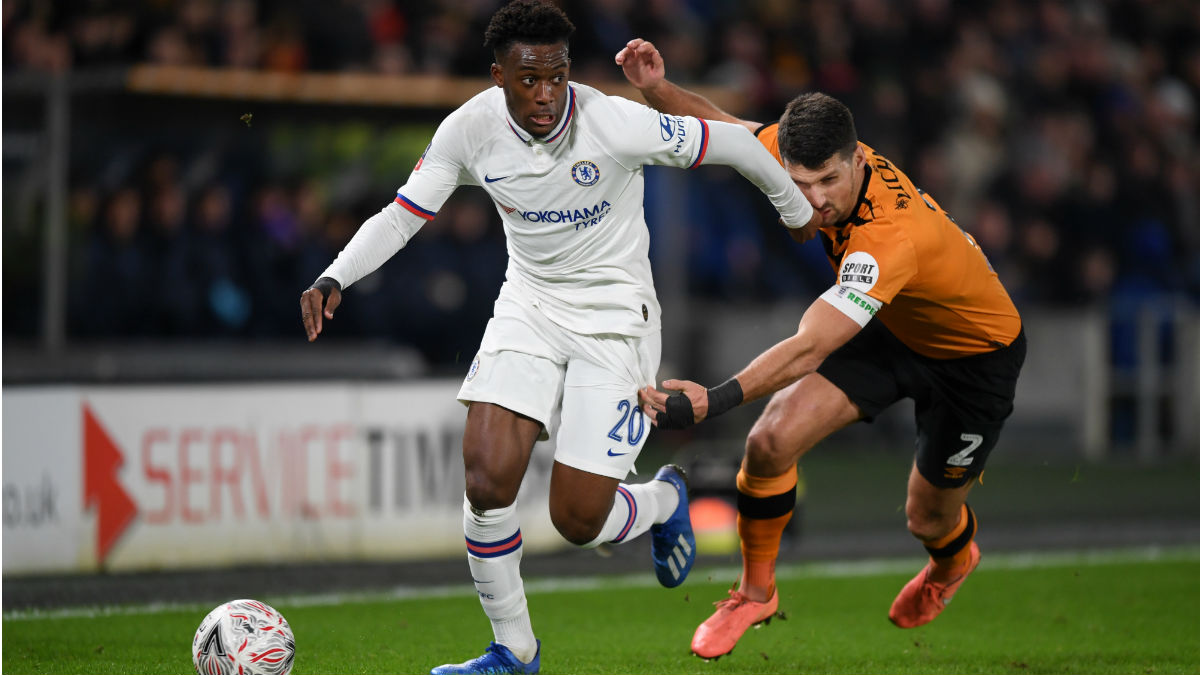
[[484, 175, 509, 183], [607, 448, 630, 457], [472, 578, 493, 584]]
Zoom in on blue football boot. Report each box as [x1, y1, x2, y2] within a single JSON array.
[[430, 641, 540, 675], [650, 464, 696, 588]]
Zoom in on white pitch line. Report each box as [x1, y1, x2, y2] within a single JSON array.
[[5, 544, 1198, 622]]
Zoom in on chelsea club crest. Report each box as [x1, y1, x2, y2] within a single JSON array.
[[571, 160, 600, 186]]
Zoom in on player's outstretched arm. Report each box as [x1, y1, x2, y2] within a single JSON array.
[[641, 298, 863, 429], [615, 38, 760, 133], [702, 121, 814, 229]]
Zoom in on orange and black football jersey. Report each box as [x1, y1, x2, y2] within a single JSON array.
[[755, 124, 1021, 359]]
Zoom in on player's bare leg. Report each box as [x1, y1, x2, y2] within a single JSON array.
[[692, 374, 860, 659], [433, 403, 542, 675], [889, 464, 980, 628], [548, 463, 622, 544], [550, 458, 696, 588]]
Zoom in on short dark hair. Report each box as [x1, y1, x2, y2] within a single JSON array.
[[484, 0, 575, 59], [777, 93, 858, 169]]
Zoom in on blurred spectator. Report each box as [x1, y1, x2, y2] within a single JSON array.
[[145, 178, 201, 336], [74, 187, 153, 336], [192, 183, 252, 336]]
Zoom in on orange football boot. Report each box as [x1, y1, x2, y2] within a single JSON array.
[[690, 587, 779, 659], [889, 541, 981, 628]]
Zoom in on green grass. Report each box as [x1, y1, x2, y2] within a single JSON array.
[[5, 550, 1199, 674]]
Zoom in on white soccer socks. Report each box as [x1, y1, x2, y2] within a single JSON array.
[[583, 479, 680, 548], [462, 497, 538, 664], [460, 480, 680, 661]]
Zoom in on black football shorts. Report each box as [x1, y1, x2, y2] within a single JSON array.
[[816, 320, 1027, 488]]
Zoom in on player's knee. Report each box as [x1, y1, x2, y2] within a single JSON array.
[[464, 472, 518, 512], [744, 423, 798, 475], [549, 502, 605, 546]]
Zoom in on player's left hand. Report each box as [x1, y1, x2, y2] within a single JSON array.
[[639, 379, 709, 429], [615, 38, 665, 91]]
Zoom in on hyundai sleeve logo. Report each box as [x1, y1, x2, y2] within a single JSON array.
[[659, 114, 676, 141]]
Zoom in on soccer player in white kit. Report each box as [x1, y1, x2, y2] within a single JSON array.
[[299, 2, 814, 673]]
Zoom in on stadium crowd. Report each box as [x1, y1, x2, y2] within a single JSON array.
[[4, 0, 1198, 366]]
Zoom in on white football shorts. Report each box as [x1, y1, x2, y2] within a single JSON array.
[[457, 283, 661, 479]]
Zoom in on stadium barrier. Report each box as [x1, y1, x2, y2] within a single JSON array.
[[4, 306, 1196, 576], [1, 381, 563, 575]]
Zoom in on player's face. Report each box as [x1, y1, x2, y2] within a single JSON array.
[[786, 145, 866, 226], [491, 42, 571, 138]]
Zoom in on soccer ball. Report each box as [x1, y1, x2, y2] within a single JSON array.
[[192, 599, 295, 675]]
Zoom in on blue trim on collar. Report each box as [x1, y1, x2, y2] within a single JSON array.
[[544, 86, 576, 143]]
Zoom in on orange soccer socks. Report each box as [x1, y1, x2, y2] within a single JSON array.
[[734, 467, 798, 599], [690, 467, 797, 658], [924, 503, 977, 582]]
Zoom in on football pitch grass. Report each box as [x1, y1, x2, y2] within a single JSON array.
[[4, 547, 1198, 674]]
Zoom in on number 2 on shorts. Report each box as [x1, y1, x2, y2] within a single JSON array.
[[947, 433, 983, 467]]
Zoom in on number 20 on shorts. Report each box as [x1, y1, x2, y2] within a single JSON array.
[[608, 399, 646, 446]]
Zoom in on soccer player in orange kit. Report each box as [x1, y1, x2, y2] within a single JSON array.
[[618, 38, 1026, 658]]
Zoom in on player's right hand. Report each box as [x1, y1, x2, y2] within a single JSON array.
[[300, 277, 341, 342], [639, 379, 710, 429], [615, 38, 665, 91]]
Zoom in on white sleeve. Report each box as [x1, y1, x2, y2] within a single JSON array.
[[699, 121, 814, 229], [605, 97, 813, 229], [319, 202, 427, 289], [605, 97, 714, 170], [318, 113, 471, 289], [819, 284, 882, 327]]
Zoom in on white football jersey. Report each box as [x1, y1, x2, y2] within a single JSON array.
[[321, 82, 811, 338], [397, 83, 716, 336]]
